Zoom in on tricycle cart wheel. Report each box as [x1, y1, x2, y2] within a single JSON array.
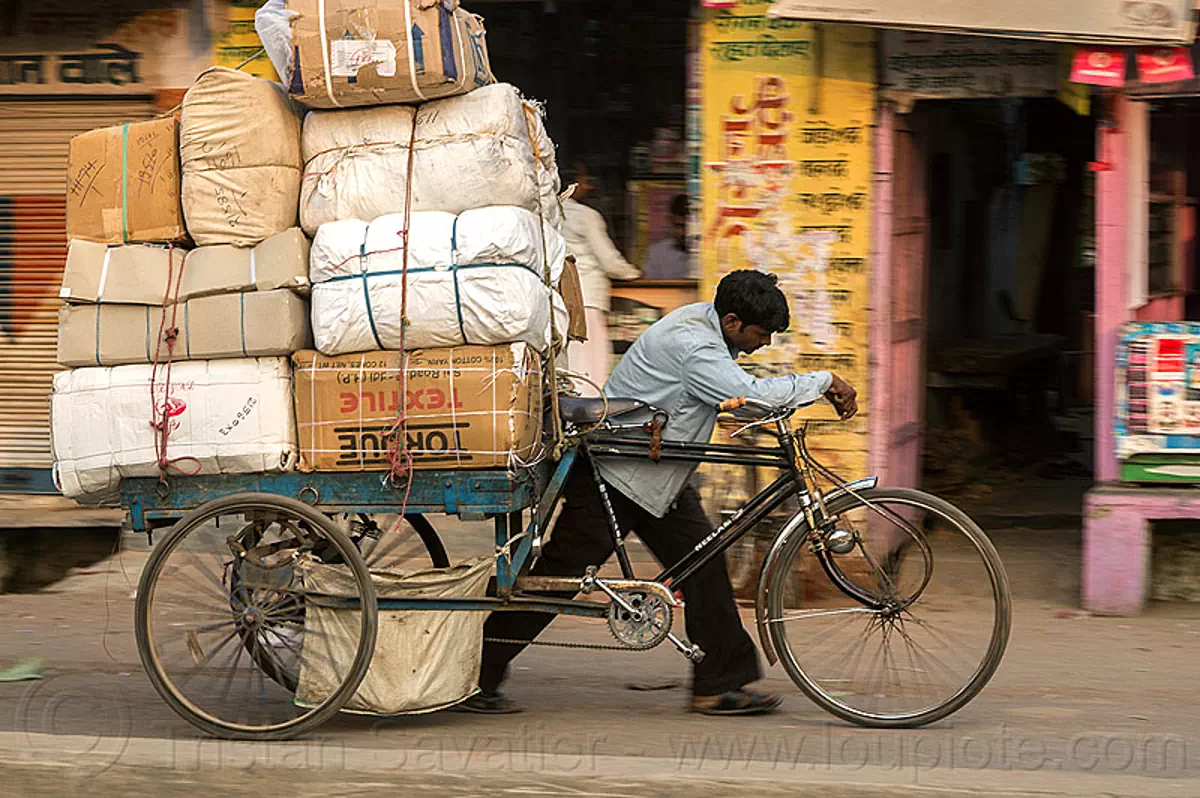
[[135, 494, 378, 740]]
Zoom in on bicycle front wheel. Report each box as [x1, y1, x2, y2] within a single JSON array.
[[766, 487, 1010, 728]]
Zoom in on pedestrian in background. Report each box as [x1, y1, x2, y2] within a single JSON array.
[[645, 194, 691, 280], [562, 162, 641, 395]]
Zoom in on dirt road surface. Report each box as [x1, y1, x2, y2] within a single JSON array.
[[0, 523, 1196, 796]]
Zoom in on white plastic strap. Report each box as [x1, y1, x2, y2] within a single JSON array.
[[248, 249, 257, 287], [97, 247, 113, 301], [316, 0, 344, 107], [401, 0, 428, 102]]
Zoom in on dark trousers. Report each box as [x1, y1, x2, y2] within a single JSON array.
[[479, 461, 761, 697]]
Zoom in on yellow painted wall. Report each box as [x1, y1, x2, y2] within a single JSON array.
[[699, 4, 875, 479], [212, 1, 281, 81]]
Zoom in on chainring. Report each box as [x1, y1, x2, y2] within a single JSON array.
[[607, 590, 672, 650]]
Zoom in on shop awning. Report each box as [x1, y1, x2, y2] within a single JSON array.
[[767, 0, 1197, 46]]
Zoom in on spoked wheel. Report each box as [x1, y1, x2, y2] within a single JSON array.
[[135, 494, 378, 740], [766, 487, 1011, 728]]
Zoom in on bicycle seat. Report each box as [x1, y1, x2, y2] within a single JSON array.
[[559, 396, 646, 424]]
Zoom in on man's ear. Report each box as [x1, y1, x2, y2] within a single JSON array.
[[720, 313, 742, 331]]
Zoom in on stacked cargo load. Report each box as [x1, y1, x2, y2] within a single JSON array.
[[295, 79, 567, 474], [52, 1, 572, 498], [53, 71, 313, 500]]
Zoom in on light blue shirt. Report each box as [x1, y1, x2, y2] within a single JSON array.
[[597, 302, 833, 517]]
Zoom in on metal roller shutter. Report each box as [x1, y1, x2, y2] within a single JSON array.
[[0, 98, 156, 481]]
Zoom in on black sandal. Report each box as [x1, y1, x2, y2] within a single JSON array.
[[450, 690, 524, 714], [691, 689, 782, 716]]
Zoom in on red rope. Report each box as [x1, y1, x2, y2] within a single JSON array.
[[322, 243, 408, 277], [384, 120, 419, 490], [148, 244, 200, 481]]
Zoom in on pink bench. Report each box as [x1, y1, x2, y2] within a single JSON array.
[[1083, 484, 1200, 614]]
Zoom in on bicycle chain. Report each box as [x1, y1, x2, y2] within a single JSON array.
[[483, 636, 637, 652]]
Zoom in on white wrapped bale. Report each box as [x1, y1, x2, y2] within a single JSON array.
[[310, 207, 566, 355], [181, 67, 303, 246], [522, 100, 564, 232], [300, 84, 561, 235], [51, 358, 297, 499]]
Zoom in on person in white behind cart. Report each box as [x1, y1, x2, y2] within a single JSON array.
[[562, 163, 640, 395]]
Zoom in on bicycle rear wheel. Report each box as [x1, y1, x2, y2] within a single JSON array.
[[766, 486, 1010, 728], [135, 494, 378, 740]]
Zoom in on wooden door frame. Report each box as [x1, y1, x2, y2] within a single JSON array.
[[868, 105, 896, 481], [868, 102, 930, 487]]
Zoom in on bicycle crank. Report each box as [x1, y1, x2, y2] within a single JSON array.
[[583, 570, 704, 662]]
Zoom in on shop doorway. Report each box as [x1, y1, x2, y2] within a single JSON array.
[[893, 98, 1096, 511]]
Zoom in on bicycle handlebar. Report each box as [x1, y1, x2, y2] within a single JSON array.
[[717, 396, 799, 414]]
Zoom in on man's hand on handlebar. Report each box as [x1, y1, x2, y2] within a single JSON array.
[[826, 373, 858, 420], [718, 376, 857, 421]]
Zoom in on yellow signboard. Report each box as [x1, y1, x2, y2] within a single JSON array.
[[700, 5, 874, 476]]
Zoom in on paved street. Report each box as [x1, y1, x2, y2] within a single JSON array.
[[0, 522, 1196, 796]]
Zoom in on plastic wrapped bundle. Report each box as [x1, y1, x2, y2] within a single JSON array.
[[181, 67, 303, 246], [309, 206, 567, 355], [51, 358, 297, 499], [300, 84, 561, 236]]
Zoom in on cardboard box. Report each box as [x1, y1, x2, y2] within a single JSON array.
[[60, 229, 310, 305], [60, 241, 188, 305], [57, 290, 310, 367], [66, 117, 187, 245], [289, 0, 495, 108], [293, 344, 542, 471], [180, 228, 311, 299]]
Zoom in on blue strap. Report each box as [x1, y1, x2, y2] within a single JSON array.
[[360, 241, 384, 350], [451, 265, 469, 345], [144, 306, 151, 363], [239, 292, 248, 356], [323, 262, 530, 284], [449, 217, 469, 345]]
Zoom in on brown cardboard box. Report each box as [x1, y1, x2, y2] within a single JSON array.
[[60, 241, 188, 305], [289, 0, 495, 108], [57, 290, 310, 367], [180, 228, 311, 299], [293, 344, 542, 472], [66, 117, 187, 245], [61, 229, 310, 305]]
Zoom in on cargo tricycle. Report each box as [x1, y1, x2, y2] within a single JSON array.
[[128, 394, 1011, 740]]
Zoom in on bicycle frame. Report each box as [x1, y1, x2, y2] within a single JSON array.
[[576, 419, 879, 601], [370, 410, 880, 630]]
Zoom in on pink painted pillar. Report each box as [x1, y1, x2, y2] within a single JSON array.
[[1095, 95, 1131, 483], [1083, 492, 1152, 614], [868, 105, 895, 483]]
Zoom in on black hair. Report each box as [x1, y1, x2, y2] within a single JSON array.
[[714, 270, 790, 333], [669, 194, 688, 218]]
